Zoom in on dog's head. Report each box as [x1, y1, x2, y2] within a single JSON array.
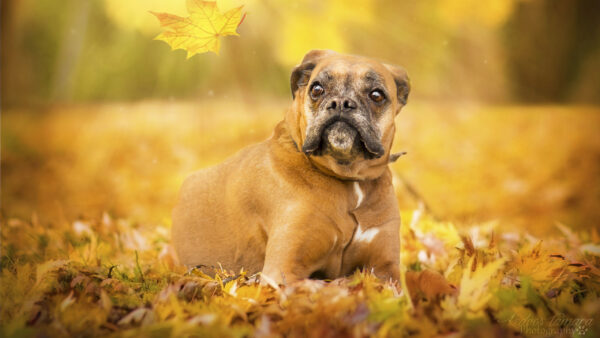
[[286, 50, 410, 180]]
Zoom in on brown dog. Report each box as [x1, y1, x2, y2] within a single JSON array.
[[172, 50, 410, 284]]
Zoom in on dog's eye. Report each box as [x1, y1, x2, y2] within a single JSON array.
[[369, 89, 385, 103], [310, 84, 324, 99]]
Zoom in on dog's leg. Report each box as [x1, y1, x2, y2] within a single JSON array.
[[261, 216, 339, 285], [363, 220, 400, 281], [341, 218, 400, 281]]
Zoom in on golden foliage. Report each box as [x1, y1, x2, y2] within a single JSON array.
[[2, 210, 599, 336]]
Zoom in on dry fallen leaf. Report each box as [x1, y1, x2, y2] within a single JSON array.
[[405, 270, 457, 303], [151, 0, 245, 58]]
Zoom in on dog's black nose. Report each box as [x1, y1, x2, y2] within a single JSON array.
[[326, 97, 357, 112], [342, 98, 357, 111]]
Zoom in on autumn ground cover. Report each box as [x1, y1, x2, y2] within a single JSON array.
[[1, 100, 600, 337]]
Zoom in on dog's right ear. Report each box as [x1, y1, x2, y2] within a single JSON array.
[[290, 50, 336, 99]]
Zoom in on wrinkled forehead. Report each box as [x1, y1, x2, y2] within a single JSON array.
[[311, 56, 392, 88]]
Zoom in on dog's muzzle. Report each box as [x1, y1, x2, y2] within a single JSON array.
[[302, 114, 385, 160], [323, 121, 357, 155]]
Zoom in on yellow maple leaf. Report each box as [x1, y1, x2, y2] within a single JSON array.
[[151, 0, 245, 58], [457, 257, 506, 313]]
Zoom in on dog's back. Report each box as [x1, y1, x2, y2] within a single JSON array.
[[172, 140, 272, 273]]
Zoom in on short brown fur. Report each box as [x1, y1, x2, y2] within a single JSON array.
[[172, 50, 410, 284]]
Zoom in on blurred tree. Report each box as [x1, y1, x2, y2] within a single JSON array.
[[52, 0, 91, 101], [504, 0, 600, 103]]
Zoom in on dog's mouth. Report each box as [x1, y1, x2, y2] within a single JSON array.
[[302, 115, 385, 163]]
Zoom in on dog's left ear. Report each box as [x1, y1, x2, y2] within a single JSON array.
[[290, 50, 336, 99], [384, 64, 410, 106]]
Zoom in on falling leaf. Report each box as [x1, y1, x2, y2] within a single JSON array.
[[151, 0, 245, 58]]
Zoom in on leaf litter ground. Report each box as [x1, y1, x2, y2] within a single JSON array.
[[1, 101, 600, 337]]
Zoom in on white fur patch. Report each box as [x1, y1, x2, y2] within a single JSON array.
[[353, 182, 364, 208], [354, 224, 379, 243]]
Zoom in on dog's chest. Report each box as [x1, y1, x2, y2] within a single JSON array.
[[352, 181, 365, 209], [348, 180, 388, 245], [337, 181, 380, 247]]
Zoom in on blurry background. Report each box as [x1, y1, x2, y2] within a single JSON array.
[[2, 0, 600, 234], [3, 0, 600, 105]]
